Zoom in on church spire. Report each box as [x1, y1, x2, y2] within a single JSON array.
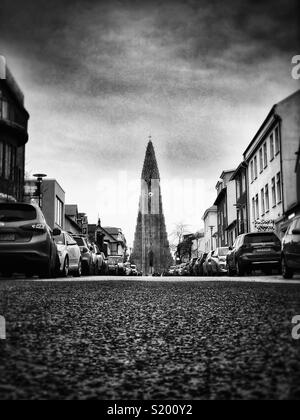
[[141, 137, 160, 182]]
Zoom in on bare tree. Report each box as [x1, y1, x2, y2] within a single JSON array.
[[169, 222, 190, 252]]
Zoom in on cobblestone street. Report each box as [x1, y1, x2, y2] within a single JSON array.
[[0, 277, 300, 400]]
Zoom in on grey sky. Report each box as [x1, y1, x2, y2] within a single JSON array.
[[0, 0, 299, 245]]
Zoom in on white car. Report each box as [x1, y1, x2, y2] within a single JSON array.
[[53, 231, 82, 277]]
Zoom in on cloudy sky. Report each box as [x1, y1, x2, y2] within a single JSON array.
[[0, 0, 299, 245]]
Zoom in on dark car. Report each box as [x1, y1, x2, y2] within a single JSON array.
[[227, 232, 281, 276], [193, 253, 208, 276], [72, 235, 94, 275], [0, 203, 59, 278], [187, 257, 198, 276], [282, 216, 300, 279]]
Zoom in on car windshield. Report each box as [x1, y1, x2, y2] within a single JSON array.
[[54, 233, 65, 245], [244, 234, 279, 244], [0, 204, 37, 222], [218, 247, 230, 256], [73, 237, 85, 246]]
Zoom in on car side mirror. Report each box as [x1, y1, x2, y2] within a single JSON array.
[[292, 229, 300, 235], [53, 228, 61, 236]]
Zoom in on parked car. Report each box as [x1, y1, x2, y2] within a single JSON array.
[[168, 266, 177, 276], [210, 247, 230, 275], [130, 265, 138, 276], [91, 244, 107, 275], [178, 263, 190, 276], [53, 231, 82, 277], [203, 251, 215, 276], [282, 216, 300, 279], [188, 257, 198, 276], [107, 255, 125, 275], [124, 262, 132, 276], [0, 203, 59, 278], [152, 272, 162, 277], [227, 232, 281, 276], [193, 253, 208, 276], [72, 235, 94, 276]]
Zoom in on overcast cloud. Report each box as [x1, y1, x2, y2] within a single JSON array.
[[0, 0, 299, 244]]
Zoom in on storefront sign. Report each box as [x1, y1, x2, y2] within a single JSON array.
[[24, 180, 39, 198], [254, 219, 275, 232]]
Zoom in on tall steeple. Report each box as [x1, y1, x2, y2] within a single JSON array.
[[132, 138, 173, 276], [141, 139, 160, 182]]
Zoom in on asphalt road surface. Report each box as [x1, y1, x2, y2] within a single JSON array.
[[0, 276, 300, 400]]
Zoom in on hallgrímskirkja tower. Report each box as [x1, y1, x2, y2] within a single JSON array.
[[132, 139, 173, 275]]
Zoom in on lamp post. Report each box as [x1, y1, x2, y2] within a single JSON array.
[[209, 226, 215, 251], [33, 174, 47, 208]]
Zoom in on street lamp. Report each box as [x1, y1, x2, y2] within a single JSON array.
[[33, 174, 47, 208], [209, 226, 215, 251]]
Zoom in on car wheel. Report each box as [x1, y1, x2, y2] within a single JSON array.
[[62, 257, 69, 278], [94, 264, 100, 276], [228, 264, 235, 277], [282, 258, 294, 280], [39, 261, 52, 279], [74, 260, 82, 278], [236, 261, 244, 277]]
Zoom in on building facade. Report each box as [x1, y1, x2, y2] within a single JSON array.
[[90, 222, 127, 259], [65, 204, 83, 235], [244, 90, 300, 236], [0, 60, 29, 203], [230, 163, 249, 236], [41, 179, 65, 230], [202, 206, 218, 252], [214, 170, 236, 247], [132, 140, 173, 275]]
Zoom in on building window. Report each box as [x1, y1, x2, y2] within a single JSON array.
[[259, 148, 263, 173], [110, 243, 118, 255], [255, 194, 259, 220], [252, 198, 256, 221], [236, 179, 241, 200], [254, 156, 258, 179], [250, 160, 254, 182], [55, 196, 64, 227], [242, 172, 246, 193], [261, 189, 265, 216], [0, 97, 9, 120], [265, 184, 270, 213], [276, 172, 282, 203], [271, 177, 276, 207], [263, 142, 268, 169], [270, 133, 275, 161], [275, 126, 280, 155]]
